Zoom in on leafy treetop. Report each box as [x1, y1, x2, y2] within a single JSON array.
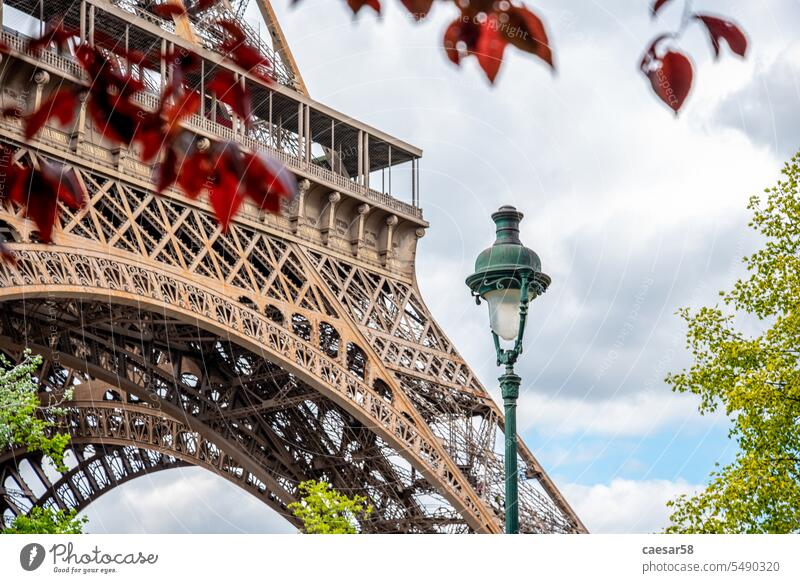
[[288, 479, 372, 534], [665, 151, 800, 533], [3, 506, 89, 534], [0, 350, 72, 473], [4, 506, 87, 535]]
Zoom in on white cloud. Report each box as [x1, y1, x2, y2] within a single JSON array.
[[713, 46, 800, 158], [517, 390, 719, 437], [81, 468, 295, 534], [563, 478, 701, 533]]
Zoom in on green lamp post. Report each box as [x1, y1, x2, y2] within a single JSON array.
[[466, 205, 551, 534]]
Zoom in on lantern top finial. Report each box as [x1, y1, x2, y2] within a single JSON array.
[[466, 206, 547, 300]]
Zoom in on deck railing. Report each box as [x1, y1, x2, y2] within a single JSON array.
[[0, 28, 423, 220]]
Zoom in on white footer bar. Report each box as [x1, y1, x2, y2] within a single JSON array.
[[1, 534, 797, 582]]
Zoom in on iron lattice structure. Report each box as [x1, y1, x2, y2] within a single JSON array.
[[0, 0, 585, 533]]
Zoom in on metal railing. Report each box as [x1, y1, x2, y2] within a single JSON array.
[[0, 28, 423, 220]]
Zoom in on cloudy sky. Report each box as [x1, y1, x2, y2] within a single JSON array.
[[80, 0, 800, 534]]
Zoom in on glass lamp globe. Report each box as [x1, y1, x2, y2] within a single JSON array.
[[484, 287, 533, 341]]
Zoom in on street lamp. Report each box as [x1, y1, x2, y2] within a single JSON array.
[[465, 205, 551, 534]]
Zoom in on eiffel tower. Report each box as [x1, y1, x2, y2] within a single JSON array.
[[0, 0, 585, 533]]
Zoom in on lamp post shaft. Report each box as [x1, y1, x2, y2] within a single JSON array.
[[500, 368, 521, 534]]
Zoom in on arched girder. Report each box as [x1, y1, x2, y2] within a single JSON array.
[[1, 442, 189, 522]]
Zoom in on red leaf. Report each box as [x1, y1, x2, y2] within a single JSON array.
[[177, 148, 213, 199], [23, 190, 58, 242], [136, 128, 166, 164], [6, 165, 32, 207], [207, 71, 251, 128], [208, 178, 243, 232], [9, 159, 85, 243], [347, 0, 381, 14], [476, 14, 507, 83], [155, 147, 179, 194], [39, 160, 86, 210], [207, 146, 245, 232], [694, 15, 748, 59], [651, 0, 674, 17], [504, 6, 554, 69], [443, 19, 464, 65], [241, 152, 296, 212], [165, 91, 201, 127], [76, 44, 150, 146], [216, 20, 273, 83], [6, 167, 33, 212], [647, 51, 693, 114], [443, 17, 481, 66], [227, 43, 273, 82], [151, 3, 187, 19], [27, 19, 76, 54], [11, 169, 57, 243], [444, 6, 552, 81], [136, 90, 200, 162], [121, 49, 149, 68], [169, 47, 201, 81], [24, 90, 79, 139], [400, 0, 434, 20], [86, 91, 145, 145], [76, 44, 146, 97]]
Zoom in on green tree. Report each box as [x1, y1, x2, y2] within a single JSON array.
[[0, 350, 72, 471], [288, 480, 372, 534], [4, 506, 87, 534], [1, 349, 82, 534], [665, 151, 800, 533]]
